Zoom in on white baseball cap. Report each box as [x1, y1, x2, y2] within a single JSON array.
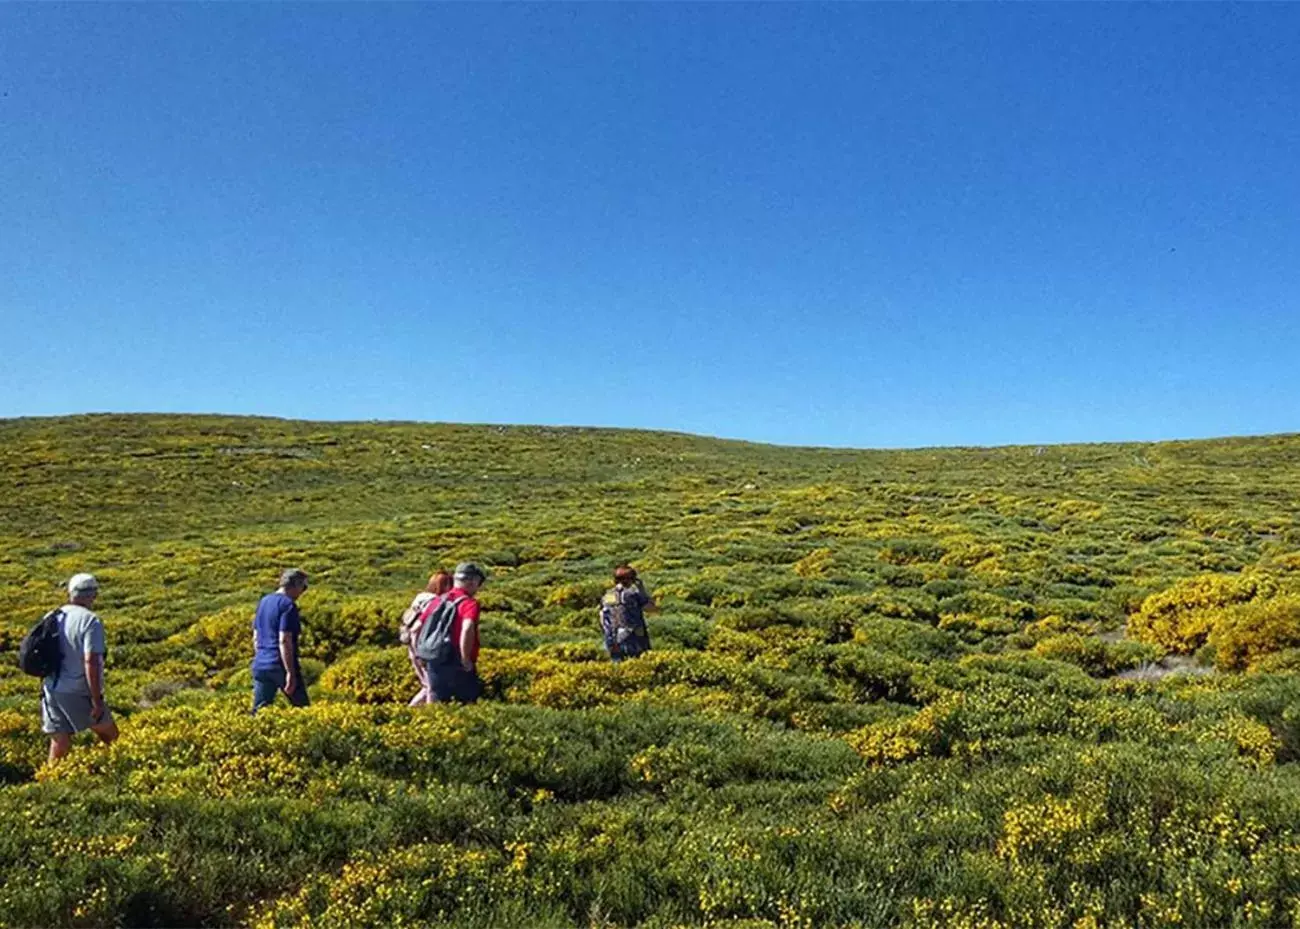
[[68, 573, 100, 596]]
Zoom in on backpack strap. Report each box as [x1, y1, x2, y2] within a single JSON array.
[[49, 608, 65, 688]]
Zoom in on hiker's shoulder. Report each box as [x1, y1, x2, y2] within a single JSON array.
[[61, 604, 99, 627]]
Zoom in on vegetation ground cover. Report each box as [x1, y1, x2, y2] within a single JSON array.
[[2, 414, 1299, 927]]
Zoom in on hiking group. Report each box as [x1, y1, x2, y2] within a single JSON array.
[[21, 562, 656, 760]]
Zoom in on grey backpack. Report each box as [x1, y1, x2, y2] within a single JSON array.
[[412, 595, 460, 665], [399, 593, 434, 645]]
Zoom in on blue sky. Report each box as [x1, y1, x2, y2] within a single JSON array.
[[2, 4, 1296, 449]]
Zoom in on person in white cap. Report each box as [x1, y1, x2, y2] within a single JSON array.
[[43, 573, 118, 762]]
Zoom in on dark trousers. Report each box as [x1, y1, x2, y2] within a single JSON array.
[[252, 666, 310, 713], [426, 662, 482, 704]]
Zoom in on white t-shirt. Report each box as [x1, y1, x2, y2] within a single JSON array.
[[410, 591, 436, 614]]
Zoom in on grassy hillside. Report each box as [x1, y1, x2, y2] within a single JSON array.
[[2, 414, 1300, 927]]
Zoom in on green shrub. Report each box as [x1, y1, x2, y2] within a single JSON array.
[[878, 538, 946, 565], [543, 580, 607, 610], [1031, 634, 1162, 677], [6, 416, 1300, 927]]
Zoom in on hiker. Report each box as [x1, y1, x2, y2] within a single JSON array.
[[401, 570, 452, 706], [414, 562, 485, 704], [600, 565, 657, 663], [251, 568, 311, 713], [41, 573, 119, 762]]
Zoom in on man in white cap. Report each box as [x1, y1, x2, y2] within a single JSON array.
[[43, 573, 118, 762]]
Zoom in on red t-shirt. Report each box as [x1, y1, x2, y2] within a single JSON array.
[[445, 588, 480, 664]]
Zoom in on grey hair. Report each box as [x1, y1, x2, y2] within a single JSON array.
[[279, 568, 309, 590]]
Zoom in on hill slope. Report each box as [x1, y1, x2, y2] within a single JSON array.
[[1, 415, 1299, 927]]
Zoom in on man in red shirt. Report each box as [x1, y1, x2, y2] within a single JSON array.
[[426, 562, 485, 704]]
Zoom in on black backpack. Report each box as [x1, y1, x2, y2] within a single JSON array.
[[18, 609, 64, 679], [412, 595, 461, 666]]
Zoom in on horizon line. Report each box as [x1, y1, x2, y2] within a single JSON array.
[[2, 409, 1297, 457]]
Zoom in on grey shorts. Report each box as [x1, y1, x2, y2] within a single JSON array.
[[41, 689, 114, 735]]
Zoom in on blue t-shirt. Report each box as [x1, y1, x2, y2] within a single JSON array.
[[251, 592, 302, 673]]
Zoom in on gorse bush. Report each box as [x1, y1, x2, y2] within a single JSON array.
[[2, 415, 1300, 926], [1211, 595, 1300, 673], [1127, 571, 1278, 653]]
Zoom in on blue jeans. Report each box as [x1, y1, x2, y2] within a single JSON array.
[[426, 662, 482, 704], [251, 666, 310, 713]]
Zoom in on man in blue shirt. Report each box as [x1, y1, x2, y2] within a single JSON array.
[[251, 568, 310, 713]]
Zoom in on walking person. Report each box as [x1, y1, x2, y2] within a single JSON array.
[[41, 573, 119, 762], [415, 562, 486, 704], [600, 564, 657, 663], [251, 569, 311, 713], [401, 570, 452, 706]]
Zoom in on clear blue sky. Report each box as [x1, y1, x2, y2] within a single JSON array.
[[2, 4, 1297, 449]]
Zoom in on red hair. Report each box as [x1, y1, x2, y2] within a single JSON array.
[[427, 571, 453, 595]]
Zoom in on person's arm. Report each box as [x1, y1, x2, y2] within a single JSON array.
[[636, 580, 660, 614], [84, 618, 108, 721], [459, 599, 480, 672], [280, 632, 298, 695], [280, 601, 301, 695], [86, 653, 106, 721]]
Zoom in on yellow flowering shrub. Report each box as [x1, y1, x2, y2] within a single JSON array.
[[0, 708, 46, 781], [167, 605, 251, 669], [248, 843, 518, 928], [1127, 572, 1276, 653], [1192, 713, 1280, 768], [792, 547, 834, 578], [1208, 595, 1300, 672], [319, 647, 415, 703]]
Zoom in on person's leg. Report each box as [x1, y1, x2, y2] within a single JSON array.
[[251, 669, 281, 714], [48, 733, 72, 763], [409, 650, 430, 705], [457, 668, 483, 705], [42, 690, 75, 762], [427, 663, 450, 703], [90, 716, 119, 745]]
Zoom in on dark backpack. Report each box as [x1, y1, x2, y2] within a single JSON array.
[[18, 609, 64, 678], [412, 595, 461, 665]]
